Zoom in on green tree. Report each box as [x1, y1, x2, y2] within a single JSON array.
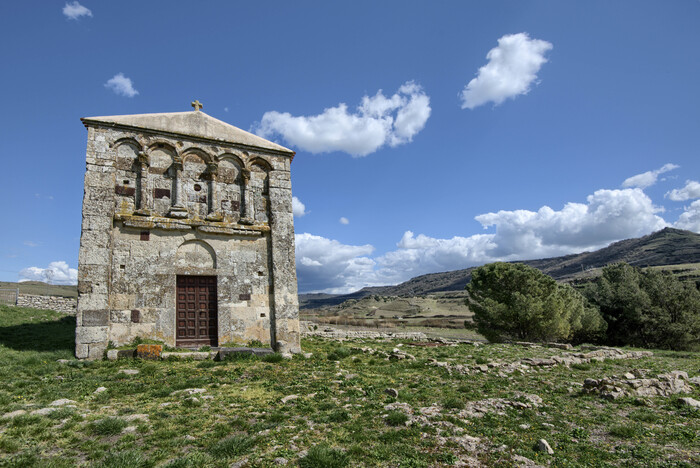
[[584, 263, 700, 350], [466, 262, 604, 343]]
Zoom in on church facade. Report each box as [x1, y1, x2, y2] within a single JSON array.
[[75, 102, 300, 359]]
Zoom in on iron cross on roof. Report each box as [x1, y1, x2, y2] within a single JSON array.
[[191, 100, 203, 111]]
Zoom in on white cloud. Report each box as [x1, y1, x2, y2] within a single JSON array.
[[339, 217, 349, 225], [255, 81, 431, 157], [295, 187, 671, 293], [675, 200, 700, 232], [666, 180, 700, 201], [19, 261, 77, 285], [104, 73, 139, 98], [63, 2, 92, 20], [474, 188, 667, 258], [460, 33, 553, 110], [292, 196, 306, 217], [295, 233, 375, 293], [622, 163, 679, 189], [23, 241, 39, 247]]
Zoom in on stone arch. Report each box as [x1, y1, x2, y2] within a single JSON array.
[[248, 156, 272, 173], [175, 240, 217, 270], [182, 147, 213, 164], [147, 143, 177, 215], [112, 137, 143, 152]]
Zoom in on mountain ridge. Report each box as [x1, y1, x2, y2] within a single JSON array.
[[299, 227, 700, 309]]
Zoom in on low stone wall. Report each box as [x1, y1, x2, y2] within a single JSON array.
[[300, 321, 427, 340], [16, 294, 77, 314]]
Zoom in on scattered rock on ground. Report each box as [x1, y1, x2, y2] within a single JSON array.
[[536, 439, 554, 454], [94, 387, 107, 394], [385, 388, 399, 398], [2, 410, 27, 419], [281, 394, 299, 404], [119, 369, 139, 375], [50, 399, 76, 406], [678, 397, 700, 408], [31, 407, 59, 416], [583, 371, 693, 400]]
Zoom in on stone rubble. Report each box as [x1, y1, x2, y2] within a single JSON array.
[[582, 370, 694, 400]]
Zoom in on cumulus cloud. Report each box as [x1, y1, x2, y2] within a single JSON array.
[[622, 163, 679, 189], [63, 1, 92, 20], [292, 196, 306, 217], [339, 217, 349, 225], [474, 188, 667, 258], [666, 180, 700, 201], [255, 81, 431, 157], [104, 73, 139, 98], [295, 187, 671, 293], [460, 33, 552, 109], [675, 200, 700, 232], [295, 233, 375, 293], [19, 261, 77, 285]]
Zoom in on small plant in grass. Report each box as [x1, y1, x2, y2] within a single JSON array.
[[163, 451, 215, 468], [183, 397, 203, 408], [571, 362, 592, 371], [91, 417, 128, 436], [609, 423, 642, 438], [198, 345, 211, 352], [327, 409, 350, 422], [299, 445, 349, 468], [474, 356, 488, 365], [209, 434, 256, 459], [441, 396, 465, 410], [629, 409, 659, 423], [98, 449, 150, 468], [247, 339, 264, 348], [262, 352, 284, 363], [386, 410, 409, 426], [571, 427, 589, 439]]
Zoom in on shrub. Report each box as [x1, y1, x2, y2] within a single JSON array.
[[466, 262, 604, 342], [299, 445, 349, 468], [583, 262, 700, 350]]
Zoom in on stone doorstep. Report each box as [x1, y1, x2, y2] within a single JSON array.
[[107, 347, 274, 361], [216, 347, 274, 360]]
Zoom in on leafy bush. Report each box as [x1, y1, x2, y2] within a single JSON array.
[[466, 262, 605, 342], [299, 445, 349, 468], [583, 263, 700, 350]]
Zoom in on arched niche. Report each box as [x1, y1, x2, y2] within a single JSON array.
[[114, 142, 140, 213], [250, 162, 270, 224], [175, 240, 217, 270]]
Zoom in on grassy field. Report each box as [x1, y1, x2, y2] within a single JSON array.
[[0, 281, 78, 298], [0, 305, 698, 467]]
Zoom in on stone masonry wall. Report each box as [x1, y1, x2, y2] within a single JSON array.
[[17, 294, 77, 314], [76, 115, 300, 359]]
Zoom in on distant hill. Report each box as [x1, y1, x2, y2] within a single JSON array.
[[299, 228, 700, 309], [0, 281, 78, 298]]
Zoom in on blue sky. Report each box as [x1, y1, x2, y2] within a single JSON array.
[[1, 1, 699, 293]]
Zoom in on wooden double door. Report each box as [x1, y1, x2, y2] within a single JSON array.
[[176, 275, 218, 347]]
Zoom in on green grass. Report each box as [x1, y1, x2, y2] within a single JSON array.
[[0, 305, 698, 467]]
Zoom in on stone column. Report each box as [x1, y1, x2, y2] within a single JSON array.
[[268, 167, 301, 354], [239, 168, 254, 225], [205, 162, 222, 221], [168, 158, 188, 218], [134, 151, 151, 216]]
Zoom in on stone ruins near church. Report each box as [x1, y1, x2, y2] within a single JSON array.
[[75, 101, 300, 359]]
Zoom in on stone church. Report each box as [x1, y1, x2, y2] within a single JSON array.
[[75, 101, 300, 359]]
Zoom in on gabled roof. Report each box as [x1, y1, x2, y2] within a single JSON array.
[[81, 110, 294, 155]]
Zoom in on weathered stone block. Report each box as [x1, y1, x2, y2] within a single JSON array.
[[76, 326, 108, 344], [82, 310, 109, 326], [136, 344, 162, 360]]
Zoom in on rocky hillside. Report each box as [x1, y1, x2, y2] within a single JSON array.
[[300, 227, 700, 309]]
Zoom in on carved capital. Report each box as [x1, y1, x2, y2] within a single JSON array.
[[241, 169, 251, 184], [137, 151, 149, 167]]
